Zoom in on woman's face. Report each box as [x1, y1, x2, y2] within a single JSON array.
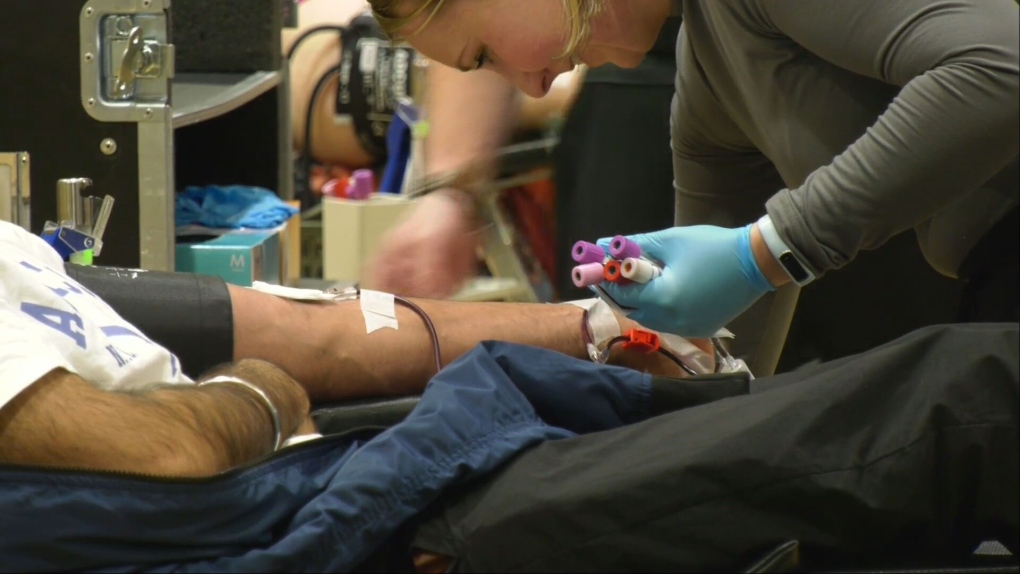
[[400, 0, 654, 98]]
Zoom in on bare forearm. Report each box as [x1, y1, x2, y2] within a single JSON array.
[[190, 359, 311, 467], [230, 286, 588, 401], [0, 361, 308, 476]]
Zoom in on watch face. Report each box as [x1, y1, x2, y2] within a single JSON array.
[[779, 252, 810, 284]]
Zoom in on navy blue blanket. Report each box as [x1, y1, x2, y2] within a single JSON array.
[[0, 342, 652, 572]]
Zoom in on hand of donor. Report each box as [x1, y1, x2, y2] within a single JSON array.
[[598, 224, 777, 338]]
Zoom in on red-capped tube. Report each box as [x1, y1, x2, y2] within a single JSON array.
[[603, 259, 629, 283]]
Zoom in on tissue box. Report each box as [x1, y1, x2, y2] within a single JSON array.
[[176, 231, 280, 287], [322, 194, 415, 282]]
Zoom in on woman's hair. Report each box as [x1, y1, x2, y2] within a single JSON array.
[[368, 0, 604, 57]]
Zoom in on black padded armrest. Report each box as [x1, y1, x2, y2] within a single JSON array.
[[648, 371, 752, 417], [311, 371, 752, 436], [312, 396, 420, 436]]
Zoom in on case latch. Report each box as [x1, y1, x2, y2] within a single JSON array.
[[80, 1, 173, 123], [110, 24, 170, 100]]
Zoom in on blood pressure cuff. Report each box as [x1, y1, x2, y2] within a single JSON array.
[[337, 13, 418, 160], [64, 264, 234, 378]]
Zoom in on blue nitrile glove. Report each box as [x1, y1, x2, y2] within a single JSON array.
[[597, 224, 775, 337]]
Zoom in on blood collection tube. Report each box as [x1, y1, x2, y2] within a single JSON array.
[[346, 169, 374, 200], [571, 240, 606, 265], [609, 235, 641, 260], [603, 259, 630, 284], [572, 262, 605, 288], [621, 257, 662, 283]]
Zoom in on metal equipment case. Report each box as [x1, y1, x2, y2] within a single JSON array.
[[0, 0, 291, 270]]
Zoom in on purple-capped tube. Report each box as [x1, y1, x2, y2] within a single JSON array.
[[572, 262, 605, 288], [571, 240, 606, 265], [609, 235, 641, 260], [347, 169, 374, 200], [621, 257, 661, 283]]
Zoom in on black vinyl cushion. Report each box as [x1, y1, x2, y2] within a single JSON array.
[[310, 372, 752, 437], [312, 396, 421, 436]]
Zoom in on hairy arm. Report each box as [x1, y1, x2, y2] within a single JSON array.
[[0, 360, 310, 477], [230, 286, 707, 402]]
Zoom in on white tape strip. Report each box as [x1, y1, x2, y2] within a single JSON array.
[[360, 289, 399, 334], [563, 298, 620, 345], [250, 281, 357, 302]]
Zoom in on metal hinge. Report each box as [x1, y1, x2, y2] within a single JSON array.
[[80, 0, 174, 123]]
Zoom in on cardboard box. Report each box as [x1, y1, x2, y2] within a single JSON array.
[[322, 193, 415, 282], [176, 231, 280, 287]]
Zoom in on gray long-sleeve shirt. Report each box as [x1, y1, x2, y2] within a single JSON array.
[[671, 0, 1019, 277]]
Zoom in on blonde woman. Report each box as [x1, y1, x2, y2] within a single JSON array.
[[365, 15, 683, 302], [367, 0, 1019, 374]]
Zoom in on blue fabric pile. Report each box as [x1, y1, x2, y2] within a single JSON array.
[[175, 185, 298, 230]]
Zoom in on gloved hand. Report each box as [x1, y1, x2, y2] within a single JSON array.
[[598, 224, 775, 337]]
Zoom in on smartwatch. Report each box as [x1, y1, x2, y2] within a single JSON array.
[[756, 214, 816, 286]]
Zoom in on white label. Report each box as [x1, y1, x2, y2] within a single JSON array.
[[358, 39, 379, 74]]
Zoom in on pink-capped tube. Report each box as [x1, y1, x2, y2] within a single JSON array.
[[609, 235, 641, 260], [571, 240, 606, 265], [572, 262, 605, 288], [347, 169, 374, 200], [621, 257, 661, 283]]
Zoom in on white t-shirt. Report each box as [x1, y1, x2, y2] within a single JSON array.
[[0, 221, 191, 411]]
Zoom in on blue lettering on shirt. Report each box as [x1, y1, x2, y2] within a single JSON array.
[[101, 325, 152, 343], [105, 344, 138, 367], [20, 303, 87, 349], [19, 259, 180, 375]]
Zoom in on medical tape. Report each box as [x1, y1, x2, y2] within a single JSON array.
[[563, 298, 621, 349], [359, 289, 399, 334], [250, 281, 358, 302]]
